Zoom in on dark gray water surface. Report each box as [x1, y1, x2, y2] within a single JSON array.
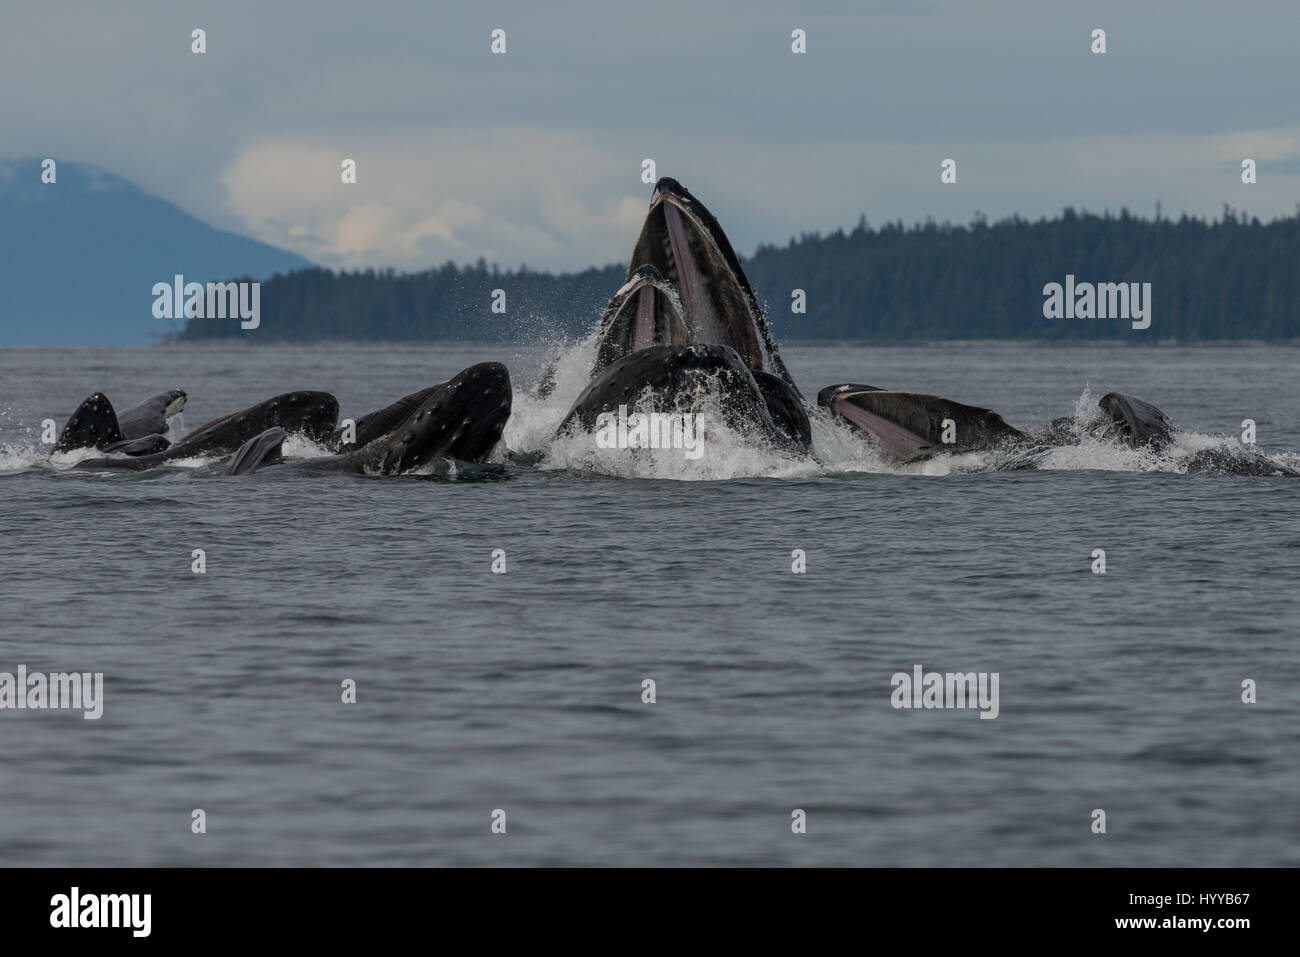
[[1, 342, 1297, 866]]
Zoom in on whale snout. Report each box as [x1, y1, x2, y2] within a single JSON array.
[[442, 362, 513, 460], [363, 363, 513, 474], [285, 391, 341, 442]]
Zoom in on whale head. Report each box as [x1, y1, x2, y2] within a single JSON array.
[[1098, 392, 1175, 448], [360, 362, 513, 474], [53, 392, 124, 453], [614, 177, 795, 392], [179, 390, 340, 455]]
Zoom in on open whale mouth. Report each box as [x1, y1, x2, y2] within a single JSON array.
[[819, 384, 1025, 460], [620, 177, 795, 391], [591, 265, 691, 373]]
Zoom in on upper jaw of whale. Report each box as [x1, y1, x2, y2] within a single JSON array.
[[52, 392, 126, 453], [622, 177, 796, 393], [818, 384, 1025, 460], [350, 362, 512, 474], [1097, 392, 1174, 448]]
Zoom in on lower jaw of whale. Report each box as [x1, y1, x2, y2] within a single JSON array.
[[116, 389, 188, 440], [818, 384, 1025, 461], [589, 266, 692, 374], [558, 343, 811, 454]]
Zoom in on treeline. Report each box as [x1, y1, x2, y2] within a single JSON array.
[[177, 206, 1300, 343]]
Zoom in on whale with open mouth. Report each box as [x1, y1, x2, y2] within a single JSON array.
[[818, 383, 1300, 476], [816, 384, 1025, 460], [558, 177, 811, 453], [52, 388, 188, 456]]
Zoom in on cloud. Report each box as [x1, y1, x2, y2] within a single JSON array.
[[216, 125, 1300, 272], [5, 1, 1300, 272], [218, 130, 653, 270]]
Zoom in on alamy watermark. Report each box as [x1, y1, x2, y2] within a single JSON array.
[[50, 887, 150, 937], [152, 274, 260, 329], [890, 664, 999, 719], [594, 405, 705, 459], [0, 666, 103, 719], [1042, 274, 1151, 330]]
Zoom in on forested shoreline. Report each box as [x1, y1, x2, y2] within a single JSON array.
[[176, 206, 1300, 343]]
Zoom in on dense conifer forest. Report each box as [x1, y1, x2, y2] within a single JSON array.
[[177, 206, 1300, 343]]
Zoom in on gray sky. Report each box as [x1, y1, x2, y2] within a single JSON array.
[[3, 0, 1297, 271]]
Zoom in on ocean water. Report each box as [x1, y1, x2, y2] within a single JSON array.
[[1, 341, 1297, 867]]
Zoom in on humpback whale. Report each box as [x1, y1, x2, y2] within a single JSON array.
[[226, 363, 513, 476], [558, 344, 806, 454], [559, 178, 811, 453], [1096, 392, 1175, 448], [38, 174, 1299, 482], [817, 384, 1024, 460], [1096, 392, 1299, 475], [589, 266, 690, 375], [819, 383, 1300, 476], [53, 389, 188, 455], [57, 363, 512, 477], [70, 391, 339, 470]]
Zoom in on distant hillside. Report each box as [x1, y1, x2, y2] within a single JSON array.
[[0, 159, 312, 346], [176, 206, 1300, 344]]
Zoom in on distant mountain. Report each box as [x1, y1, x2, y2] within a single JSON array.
[[0, 159, 313, 346]]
